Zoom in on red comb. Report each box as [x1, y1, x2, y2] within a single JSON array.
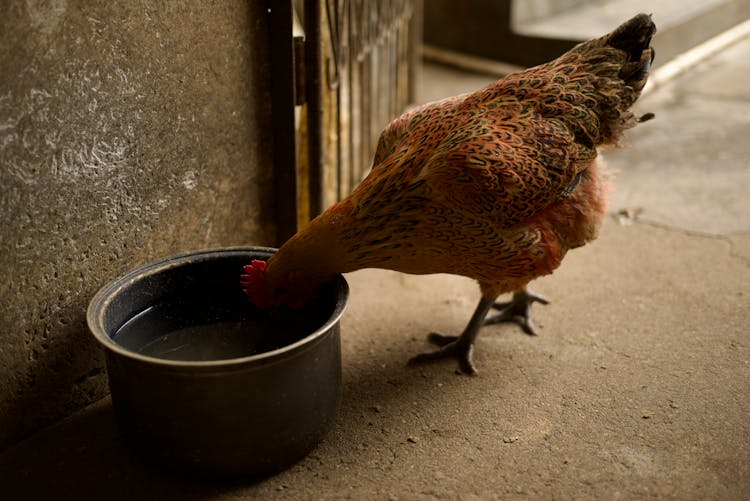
[[240, 259, 269, 308]]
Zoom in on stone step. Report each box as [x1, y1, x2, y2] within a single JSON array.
[[515, 0, 750, 68], [423, 0, 750, 72]]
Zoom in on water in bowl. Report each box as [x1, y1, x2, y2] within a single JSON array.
[[112, 299, 320, 361]]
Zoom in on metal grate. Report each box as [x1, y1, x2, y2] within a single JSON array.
[[298, 0, 422, 221]]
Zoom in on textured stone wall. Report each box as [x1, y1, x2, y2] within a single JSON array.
[[0, 1, 276, 448]]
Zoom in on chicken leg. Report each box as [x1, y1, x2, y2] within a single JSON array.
[[484, 288, 549, 336], [408, 288, 548, 374], [408, 296, 497, 375]]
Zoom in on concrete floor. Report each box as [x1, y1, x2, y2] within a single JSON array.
[[2, 35, 750, 501]]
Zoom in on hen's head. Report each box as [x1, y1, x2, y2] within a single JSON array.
[[240, 260, 317, 310]]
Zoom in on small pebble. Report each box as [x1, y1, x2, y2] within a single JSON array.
[[642, 412, 652, 419], [407, 436, 418, 444], [503, 436, 519, 443]]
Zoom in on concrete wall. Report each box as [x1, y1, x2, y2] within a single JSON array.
[[0, 1, 276, 448]]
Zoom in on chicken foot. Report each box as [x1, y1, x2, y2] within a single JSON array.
[[409, 289, 548, 374], [408, 296, 497, 375], [484, 288, 549, 336]]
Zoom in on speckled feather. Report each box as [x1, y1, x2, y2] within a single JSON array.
[[262, 14, 656, 301]]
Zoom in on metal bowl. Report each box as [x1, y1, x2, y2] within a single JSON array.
[[87, 247, 348, 477]]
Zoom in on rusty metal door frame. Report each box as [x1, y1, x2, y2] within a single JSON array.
[[267, 0, 299, 245], [267, 0, 325, 245], [303, 0, 325, 219]]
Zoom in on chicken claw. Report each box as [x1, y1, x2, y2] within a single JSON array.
[[408, 336, 478, 375], [408, 296, 498, 375], [484, 289, 549, 336]]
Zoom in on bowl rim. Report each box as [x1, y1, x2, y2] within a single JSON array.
[[86, 246, 348, 369]]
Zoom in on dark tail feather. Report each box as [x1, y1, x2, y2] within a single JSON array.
[[607, 13, 656, 61], [621, 46, 654, 92], [608, 14, 656, 92]]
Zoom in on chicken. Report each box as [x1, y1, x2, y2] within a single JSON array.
[[242, 13, 656, 374]]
